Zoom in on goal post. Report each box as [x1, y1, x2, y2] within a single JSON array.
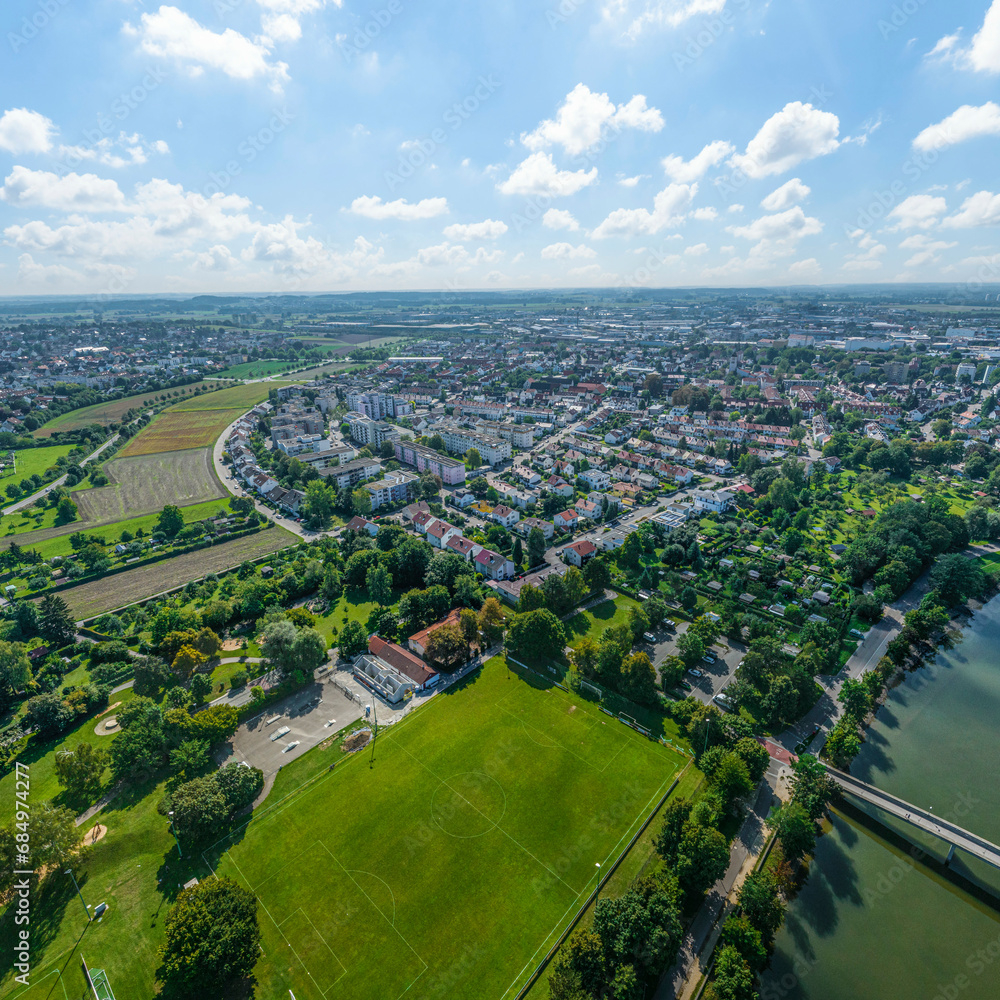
[[82, 956, 117, 1000]]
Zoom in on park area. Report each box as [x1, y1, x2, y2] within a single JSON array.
[[31, 383, 222, 437], [1, 658, 687, 1000], [206, 657, 686, 1000]]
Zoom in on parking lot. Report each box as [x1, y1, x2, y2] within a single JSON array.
[[641, 622, 746, 708]]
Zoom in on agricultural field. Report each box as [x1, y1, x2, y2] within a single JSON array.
[[117, 382, 277, 458], [206, 656, 686, 1000], [72, 448, 225, 521], [32, 383, 222, 437], [0, 444, 73, 482], [55, 526, 297, 619]]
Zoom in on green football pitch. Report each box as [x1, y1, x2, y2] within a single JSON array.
[[209, 657, 686, 1000]]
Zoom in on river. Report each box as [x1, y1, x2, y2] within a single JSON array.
[[760, 596, 1000, 1000]]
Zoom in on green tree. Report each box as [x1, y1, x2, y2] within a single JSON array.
[[768, 800, 816, 862], [465, 447, 482, 468], [29, 803, 83, 871], [593, 874, 683, 976], [838, 677, 871, 720], [719, 914, 768, 972], [38, 593, 76, 646], [0, 640, 32, 704], [54, 743, 109, 803], [527, 527, 547, 567], [352, 488, 373, 516], [676, 822, 729, 899], [157, 876, 261, 998], [505, 609, 567, 661], [425, 622, 468, 668], [824, 717, 862, 769], [788, 753, 835, 820], [157, 504, 185, 538], [737, 870, 785, 939], [478, 597, 505, 645], [338, 619, 368, 658], [366, 564, 393, 607], [189, 673, 212, 703], [512, 536, 524, 567], [704, 945, 756, 1000], [302, 479, 336, 529], [55, 495, 78, 523]]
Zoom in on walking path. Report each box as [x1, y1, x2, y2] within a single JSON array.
[[2, 434, 120, 515], [655, 777, 777, 1000]]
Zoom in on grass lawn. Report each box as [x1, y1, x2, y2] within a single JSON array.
[[0, 688, 135, 806], [524, 763, 704, 1000], [564, 594, 642, 648], [214, 359, 301, 379], [0, 444, 74, 484], [206, 656, 687, 1000]]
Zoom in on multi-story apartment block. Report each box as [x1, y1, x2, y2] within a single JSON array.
[[347, 413, 401, 449], [346, 390, 413, 420], [394, 441, 467, 485]]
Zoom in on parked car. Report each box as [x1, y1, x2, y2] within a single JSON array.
[[643, 632, 657, 643], [687, 668, 703, 678]]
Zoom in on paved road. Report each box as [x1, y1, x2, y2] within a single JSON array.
[[655, 769, 779, 1000], [2, 433, 121, 515], [212, 413, 334, 543]]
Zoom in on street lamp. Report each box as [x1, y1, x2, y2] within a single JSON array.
[[65, 868, 91, 922], [594, 862, 602, 903], [168, 811, 183, 857]]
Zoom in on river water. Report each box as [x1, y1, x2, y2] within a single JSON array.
[[760, 597, 1000, 1000]]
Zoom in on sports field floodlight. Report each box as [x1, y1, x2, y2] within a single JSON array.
[[65, 868, 92, 922], [168, 811, 183, 857]]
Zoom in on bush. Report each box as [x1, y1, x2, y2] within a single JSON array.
[[90, 640, 132, 665], [231, 670, 249, 688]]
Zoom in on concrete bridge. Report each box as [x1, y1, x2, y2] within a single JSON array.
[[827, 767, 1000, 871]]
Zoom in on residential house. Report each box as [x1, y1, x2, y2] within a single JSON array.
[[563, 539, 597, 567]]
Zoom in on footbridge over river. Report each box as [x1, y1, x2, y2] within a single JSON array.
[[827, 767, 1000, 871]]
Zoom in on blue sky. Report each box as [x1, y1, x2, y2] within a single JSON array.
[[1, 0, 1000, 294]]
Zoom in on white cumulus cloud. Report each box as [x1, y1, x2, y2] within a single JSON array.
[[943, 190, 1000, 228], [348, 195, 449, 220], [497, 152, 598, 197], [124, 6, 290, 92], [913, 102, 1000, 151], [931, 1, 1000, 73], [442, 219, 508, 241], [887, 194, 948, 230], [541, 242, 597, 260], [0, 167, 128, 213], [730, 102, 841, 179], [760, 178, 811, 212], [0, 108, 56, 154], [592, 183, 697, 238], [521, 84, 664, 156], [543, 208, 580, 231], [662, 140, 734, 183]]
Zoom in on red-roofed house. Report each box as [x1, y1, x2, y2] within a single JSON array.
[[554, 510, 578, 531], [563, 539, 597, 567], [447, 535, 483, 562], [491, 504, 520, 529], [408, 608, 463, 658], [426, 519, 463, 548]]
